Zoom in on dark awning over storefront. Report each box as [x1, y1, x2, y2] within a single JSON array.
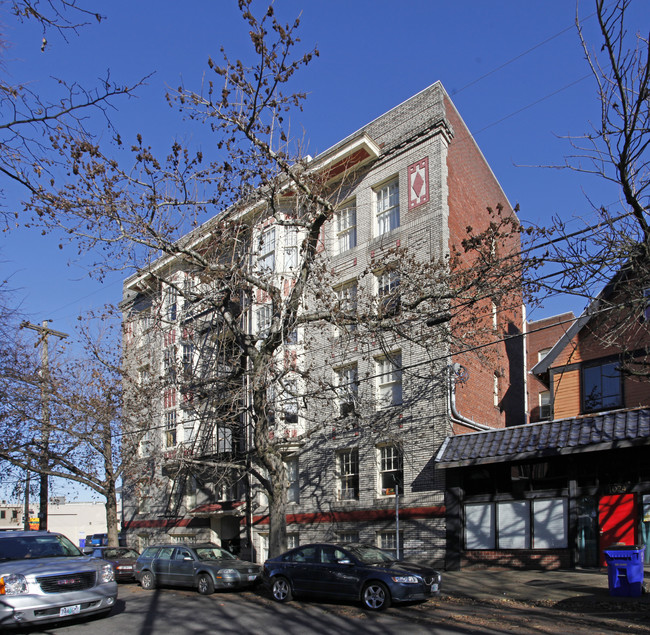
[[436, 408, 650, 468]]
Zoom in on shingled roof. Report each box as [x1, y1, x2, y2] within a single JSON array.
[[435, 408, 650, 468]]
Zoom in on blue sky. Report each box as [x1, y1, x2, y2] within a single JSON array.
[[2, 0, 646, 339]]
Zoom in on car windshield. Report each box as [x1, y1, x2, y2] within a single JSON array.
[[347, 545, 395, 565], [103, 548, 139, 559], [194, 547, 236, 561], [0, 534, 81, 561]]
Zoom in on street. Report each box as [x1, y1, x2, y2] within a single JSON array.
[[12, 582, 650, 635]]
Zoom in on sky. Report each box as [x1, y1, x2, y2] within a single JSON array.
[[1, 0, 647, 341]]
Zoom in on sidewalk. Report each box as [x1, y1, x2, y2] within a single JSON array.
[[441, 566, 650, 608]]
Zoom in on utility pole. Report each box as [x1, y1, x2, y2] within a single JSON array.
[[20, 321, 68, 531]]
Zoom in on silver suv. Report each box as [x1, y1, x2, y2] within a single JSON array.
[[0, 531, 117, 628]]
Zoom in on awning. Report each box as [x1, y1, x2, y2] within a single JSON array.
[[436, 408, 650, 468]]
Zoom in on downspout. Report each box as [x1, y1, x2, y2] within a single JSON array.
[[447, 364, 492, 431]]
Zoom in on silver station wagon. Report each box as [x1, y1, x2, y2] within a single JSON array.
[[0, 531, 117, 628], [135, 543, 261, 594]]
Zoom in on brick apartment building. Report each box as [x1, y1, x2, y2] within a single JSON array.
[[120, 82, 524, 566]]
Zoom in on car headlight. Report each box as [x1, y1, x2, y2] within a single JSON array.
[[0, 573, 29, 595], [391, 575, 419, 584], [216, 568, 238, 578], [100, 563, 115, 583]]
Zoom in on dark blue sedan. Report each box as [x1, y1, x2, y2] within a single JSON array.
[[263, 543, 441, 610]]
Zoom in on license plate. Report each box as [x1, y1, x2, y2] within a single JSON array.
[[431, 583, 439, 592], [59, 605, 81, 617], [120, 565, 133, 570], [248, 575, 257, 581]]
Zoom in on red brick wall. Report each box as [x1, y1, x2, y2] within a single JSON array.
[[462, 549, 570, 570], [444, 94, 524, 429]]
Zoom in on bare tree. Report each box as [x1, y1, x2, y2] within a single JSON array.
[[0, 309, 153, 546], [0, 0, 144, 217], [23, 2, 526, 558], [535, 0, 650, 375]]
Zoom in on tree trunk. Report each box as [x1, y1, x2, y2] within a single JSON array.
[[267, 469, 288, 558], [105, 481, 120, 547]]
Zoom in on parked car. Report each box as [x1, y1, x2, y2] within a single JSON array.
[[85, 546, 140, 581], [263, 543, 441, 611], [135, 543, 261, 594], [0, 530, 117, 628]]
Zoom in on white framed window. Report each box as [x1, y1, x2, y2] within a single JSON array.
[[539, 390, 551, 420], [537, 348, 552, 363], [377, 269, 400, 316], [258, 227, 276, 272], [284, 229, 299, 270], [377, 531, 403, 557], [182, 342, 193, 377], [491, 299, 498, 331], [287, 533, 300, 549], [216, 425, 233, 453], [257, 304, 272, 337], [286, 457, 299, 504], [336, 364, 358, 417], [139, 428, 154, 457], [282, 379, 299, 424], [338, 531, 359, 543], [378, 444, 403, 496], [337, 205, 357, 253], [166, 286, 178, 322], [165, 410, 177, 448], [375, 179, 399, 235], [337, 448, 359, 500], [335, 281, 357, 334], [376, 353, 402, 409], [493, 373, 499, 408]]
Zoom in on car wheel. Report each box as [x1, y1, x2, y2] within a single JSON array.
[[197, 573, 215, 595], [362, 581, 391, 611], [271, 576, 292, 602], [140, 571, 156, 590]]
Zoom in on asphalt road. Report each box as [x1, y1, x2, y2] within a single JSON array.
[[11, 582, 650, 635]]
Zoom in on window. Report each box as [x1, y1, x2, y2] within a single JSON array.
[[582, 361, 622, 412], [284, 230, 299, 270], [286, 457, 299, 504], [493, 373, 499, 408], [167, 286, 178, 322], [335, 281, 357, 334], [164, 347, 176, 382], [375, 179, 399, 235], [165, 410, 177, 448], [139, 428, 154, 457], [538, 348, 552, 363], [216, 425, 233, 453], [337, 449, 359, 500], [491, 299, 498, 331], [377, 531, 403, 558], [287, 533, 300, 549], [376, 354, 402, 409], [257, 304, 272, 337], [338, 532, 359, 543], [378, 445, 403, 496], [282, 380, 299, 424], [539, 390, 551, 420], [259, 227, 276, 272], [377, 269, 400, 316], [336, 364, 358, 417], [0, 511, 5, 519], [337, 205, 357, 253], [182, 343, 193, 377]]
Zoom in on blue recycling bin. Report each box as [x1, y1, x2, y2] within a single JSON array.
[[604, 545, 645, 597]]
